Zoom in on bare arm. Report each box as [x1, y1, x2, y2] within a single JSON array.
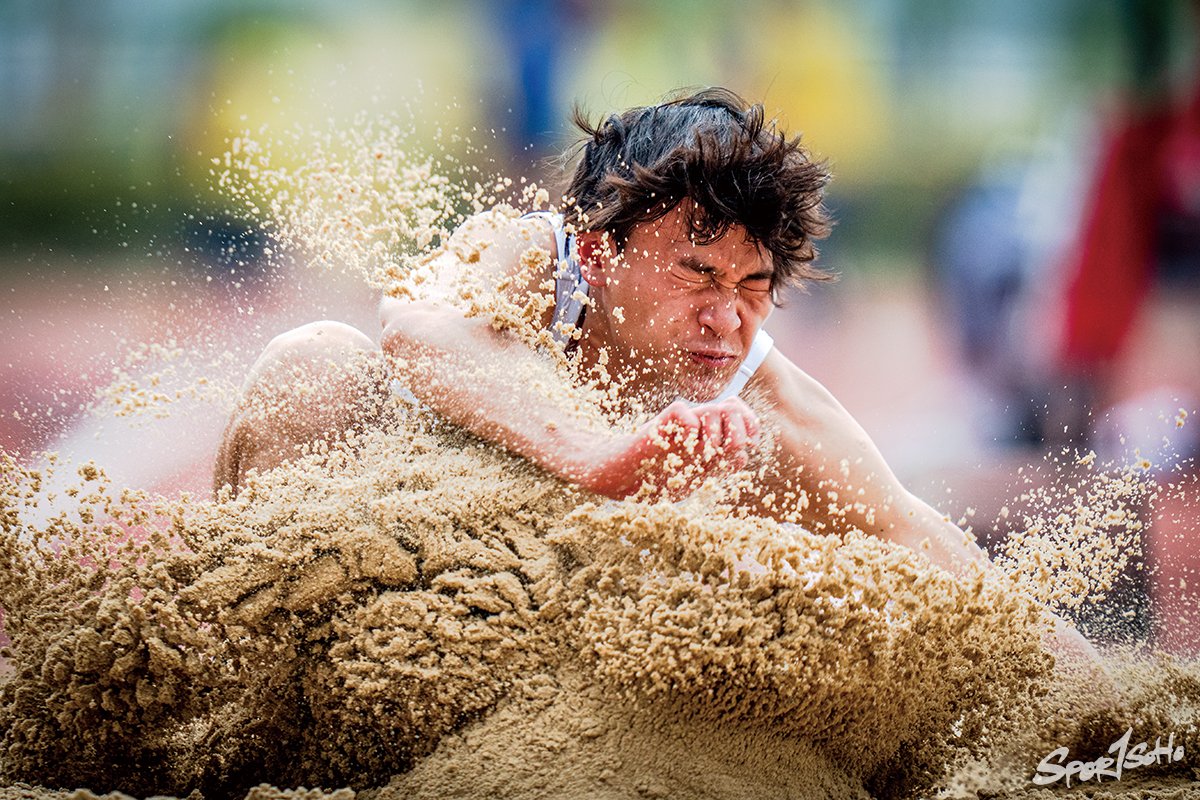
[[749, 349, 988, 574], [383, 295, 596, 478], [752, 349, 1110, 669]]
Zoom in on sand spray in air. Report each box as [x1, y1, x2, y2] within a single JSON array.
[[1, 116, 1198, 799]]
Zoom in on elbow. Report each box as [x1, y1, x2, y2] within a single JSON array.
[[379, 295, 411, 346], [380, 302, 423, 357], [379, 298, 456, 358]]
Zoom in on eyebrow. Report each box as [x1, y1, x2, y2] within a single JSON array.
[[678, 255, 774, 281]]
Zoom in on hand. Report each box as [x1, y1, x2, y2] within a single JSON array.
[[569, 398, 760, 500]]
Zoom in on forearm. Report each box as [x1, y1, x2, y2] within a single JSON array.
[[876, 489, 991, 579], [783, 466, 991, 579], [765, 413, 989, 578], [888, 488, 1107, 668], [762, 379, 1103, 660], [381, 299, 599, 481]]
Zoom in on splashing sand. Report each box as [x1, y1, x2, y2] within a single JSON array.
[[2, 120, 1198, 799]]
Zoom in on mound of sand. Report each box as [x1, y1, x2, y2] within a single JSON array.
[[3, 393, 1196, 799]]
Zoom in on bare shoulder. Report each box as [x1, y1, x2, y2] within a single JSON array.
[[750, 347, 842, 414], [442, 210, 559, 301], [450, 209, 557, 261], [380, 209, 559, 331]]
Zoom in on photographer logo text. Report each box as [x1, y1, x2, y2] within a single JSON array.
[[1033, 728, 1184, 787]]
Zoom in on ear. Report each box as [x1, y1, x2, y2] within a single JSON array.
[[575, 231, 612, 288]]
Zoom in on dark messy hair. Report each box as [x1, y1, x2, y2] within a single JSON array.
[[561, 87, 833, 291]]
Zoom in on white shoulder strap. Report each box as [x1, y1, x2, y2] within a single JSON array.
[[522, 212, 589, 346], [712, 329, 774, 402], [522, 211, 569, 267]]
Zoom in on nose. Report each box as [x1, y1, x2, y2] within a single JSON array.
[[696, 285, 741, 337]]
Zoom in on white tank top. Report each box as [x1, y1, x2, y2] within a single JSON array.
[[525, 211, 774, 403]]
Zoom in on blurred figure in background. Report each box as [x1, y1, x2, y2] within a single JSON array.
[[491, 0, 591, 169], [929, 160, 1042, 447], [929, 0, 1200, 653]]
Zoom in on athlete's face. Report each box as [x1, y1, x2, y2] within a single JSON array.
[[578, 204, 775, 404]]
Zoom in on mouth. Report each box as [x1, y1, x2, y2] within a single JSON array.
[[687, 350, 738, 369]]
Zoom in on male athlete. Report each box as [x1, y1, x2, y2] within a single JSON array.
[[214, 88, 1101, 661]]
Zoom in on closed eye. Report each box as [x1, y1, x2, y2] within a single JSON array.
[[673, 256, 774, 295], [678, 259, 712, 277], [738, 274, 773, 293]]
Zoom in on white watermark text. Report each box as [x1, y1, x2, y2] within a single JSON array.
[[1033, 728, 1185, 787]]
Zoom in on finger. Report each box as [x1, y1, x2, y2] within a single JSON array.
[[725, 399, 760, 444], [714, 399, 755, 447], [723, 406, 748, 456], [695, 407, 726, 458], [656, 401, 699, 440], [662, 400, 700, 428], [720, 413, 750, 473]]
